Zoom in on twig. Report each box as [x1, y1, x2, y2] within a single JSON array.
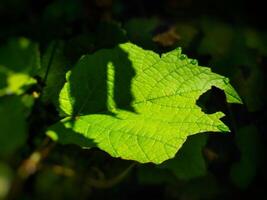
[[87, 163, 136, 189], [7, 137, 55, 199]]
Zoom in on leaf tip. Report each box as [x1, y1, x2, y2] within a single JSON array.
[[46, 130, 58, 141], [217, 124, 230, 132]]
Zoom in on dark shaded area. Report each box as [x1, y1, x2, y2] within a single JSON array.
[[65, 46, 135, 117], [0, 0, 266, 200]]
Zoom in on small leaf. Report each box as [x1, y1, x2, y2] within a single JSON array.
[[0, 95, 33, 156], [48, 42, 241, 164], [0, 38, 40, 96]]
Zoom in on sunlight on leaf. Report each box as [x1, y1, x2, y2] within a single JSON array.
[[47, 42, 241, 164]]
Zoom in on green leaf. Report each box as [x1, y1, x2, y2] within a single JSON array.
[[0, 162, 13, 199], [47, 42, 241, 164], [0, 38, 40, 96], [0, 95, 33, 156], [160, 133, 208, 180], [0, 37, 40, 74]]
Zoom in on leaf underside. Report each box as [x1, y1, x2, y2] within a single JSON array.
[[47, 42, 241, 164]]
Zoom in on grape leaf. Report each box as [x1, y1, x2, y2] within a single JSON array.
[[47, 42, 241, 164]]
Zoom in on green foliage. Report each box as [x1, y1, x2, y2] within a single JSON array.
[[198, 18, 265, 111], [47, 42, 241, 164], [137, 134, 208, 183], [0, 38, 40, 96], [1, 1, 266, 198], [0, 95, 33, 156], [0, 162, 13, 199], [124, 18, 159, 49], [39, 41, 70, 105], [0, 38, 39, 159], [230, 125, 264, 189], [175, 22, 198, 49]]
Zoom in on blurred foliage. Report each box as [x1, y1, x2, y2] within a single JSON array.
[[0, 38, 40, 96], [0, 95, 33, 157], [0, 162, 13, 200], [0, 0, 266, 199], [230, 125, 264, 189], [198, 18, 265, 111], [124, 18, 159, 50]]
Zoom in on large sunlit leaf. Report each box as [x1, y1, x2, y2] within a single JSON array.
[[47, 42, 241, 164]]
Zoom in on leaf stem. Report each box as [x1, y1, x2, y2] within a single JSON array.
[[7, 137, 55, 199]]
